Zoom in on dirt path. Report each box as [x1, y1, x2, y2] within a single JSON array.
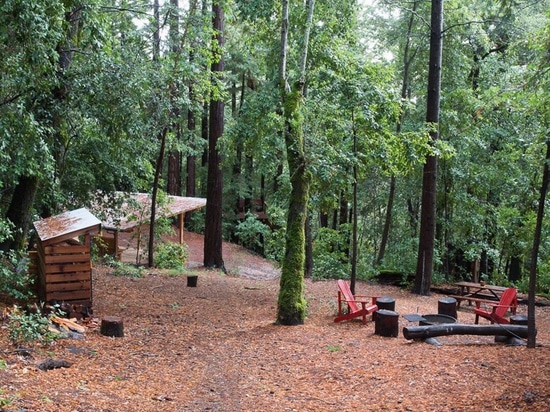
[[118, 229, 281, 280]]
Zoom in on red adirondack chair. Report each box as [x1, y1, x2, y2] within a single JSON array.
[[474, 287, 518, 324], [334, 280, 378, 325]]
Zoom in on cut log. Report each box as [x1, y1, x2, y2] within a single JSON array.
[[437, 297, 457, 320], [403, 323, 532, 340], [51, 316, 86, 334], [374, 309, 399, 337], [100, 316, 124, 337]]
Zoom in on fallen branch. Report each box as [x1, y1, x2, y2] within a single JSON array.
[[403, 323, 533, 340]]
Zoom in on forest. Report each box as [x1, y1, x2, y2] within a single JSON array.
[[1, 0, 550, 318]]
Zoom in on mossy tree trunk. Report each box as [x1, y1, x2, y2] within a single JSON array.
[[276, 0, 315, 325], [277, 85, 311, 325]]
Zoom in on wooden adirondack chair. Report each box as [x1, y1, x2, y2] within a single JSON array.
[[474, 287, 518, 324], [334, 280, 378, 325]]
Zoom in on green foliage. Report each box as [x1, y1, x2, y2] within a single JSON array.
[[0, 252, 35, 302], [104, 258, 144, 278], [235, 212, 271, 251], [377, 237, 419, 279], [311, 228, 350, 280], [0, 388, 15, 408], [154, 241, 189, 270], [0, 221, 35, 301], [7, 305, 59, 347]]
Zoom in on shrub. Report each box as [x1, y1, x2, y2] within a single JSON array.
[[104, 257, 144, 278], [312, 228, 350, 280], [0, 222, 35, 301], [234, 212, 271, 253], [154, 241, 188, 270], [7, 305, 59, 347]]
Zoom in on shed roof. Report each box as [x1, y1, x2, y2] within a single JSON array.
[[100, 192, 207, 232], [33, 208, 101, 246]]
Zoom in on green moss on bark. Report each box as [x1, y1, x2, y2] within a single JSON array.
[[277, 82, 310, 326]]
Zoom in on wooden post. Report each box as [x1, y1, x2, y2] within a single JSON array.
[[179, 212, 184, 244], [114, 231, 120, 260]]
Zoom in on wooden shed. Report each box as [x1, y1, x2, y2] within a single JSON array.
[[33, 208, 101, 311]]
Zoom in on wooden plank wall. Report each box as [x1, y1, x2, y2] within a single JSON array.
[[37, 240, 92, 306]]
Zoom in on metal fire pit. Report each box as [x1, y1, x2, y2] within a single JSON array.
[[419, 314, 457, 326]]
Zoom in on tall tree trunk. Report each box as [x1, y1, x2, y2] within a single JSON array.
[[377, 176, 395, 265], [203, 0, 225, 270], [185, 81, 197, 226], [153, 0, 160, 62], [351, 117, 358, 294], [185, 44, 197, 224], [276, 0, 315, 326], [305, 215, 313, 278], [0, 176, 39, 252], [378, 1, 418, 266], [201, 101, 209, 166], [167, 0, 181, 197], [148, 128, 168, 268], [413, 0, 444, 295], [527, 140, 550, 348]]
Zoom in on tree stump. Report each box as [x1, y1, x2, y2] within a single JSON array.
[[100, 316, 124, 337], [187, 275, 198, 287], [373, 297, 395, 321], [437, 297, 458, 320], [374, 309, 399, 337]]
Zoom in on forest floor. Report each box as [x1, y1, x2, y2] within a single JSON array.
[[1, 231, 550, 411]]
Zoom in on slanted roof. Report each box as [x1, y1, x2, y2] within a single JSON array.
[[33, 208, 101, 246], [100, 192, 207, 232]]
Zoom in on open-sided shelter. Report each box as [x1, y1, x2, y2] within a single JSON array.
[[33, 208, 101, 312], [97, 192, 207, 259]]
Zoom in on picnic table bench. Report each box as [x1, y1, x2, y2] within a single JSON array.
[[452, 281, 507, 308]]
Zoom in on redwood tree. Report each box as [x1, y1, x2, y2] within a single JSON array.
[[413, 0, 443, 295], [203, 0, 225, 270]]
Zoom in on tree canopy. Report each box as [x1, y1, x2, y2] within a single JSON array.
[[1, 0, 550, 317]]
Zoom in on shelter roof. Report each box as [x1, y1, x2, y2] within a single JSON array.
[[99, 192, 206, 232], [33, 208, 101, 246]]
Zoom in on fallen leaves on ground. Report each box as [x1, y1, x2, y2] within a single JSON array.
[[1, 233, 549, 412]]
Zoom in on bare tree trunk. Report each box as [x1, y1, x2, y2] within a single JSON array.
[[413, 0, 443, 295], [167, 0, 182, 197], [185, 55, 197, 225], [351, 117, 358, 294], [378, 1, 418, 266], [148, 128, 168, 268], [203, 0, 225, 270], [0, 176, 39, 252], [377, 175, 395, 265], [153, 0, 160, 61], [527, 141, 550, 348]]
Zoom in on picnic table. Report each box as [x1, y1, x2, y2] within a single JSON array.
[[452, 281, 508, 308]]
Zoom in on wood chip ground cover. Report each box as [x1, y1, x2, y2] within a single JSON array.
[[1, 235, 549, 411]]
